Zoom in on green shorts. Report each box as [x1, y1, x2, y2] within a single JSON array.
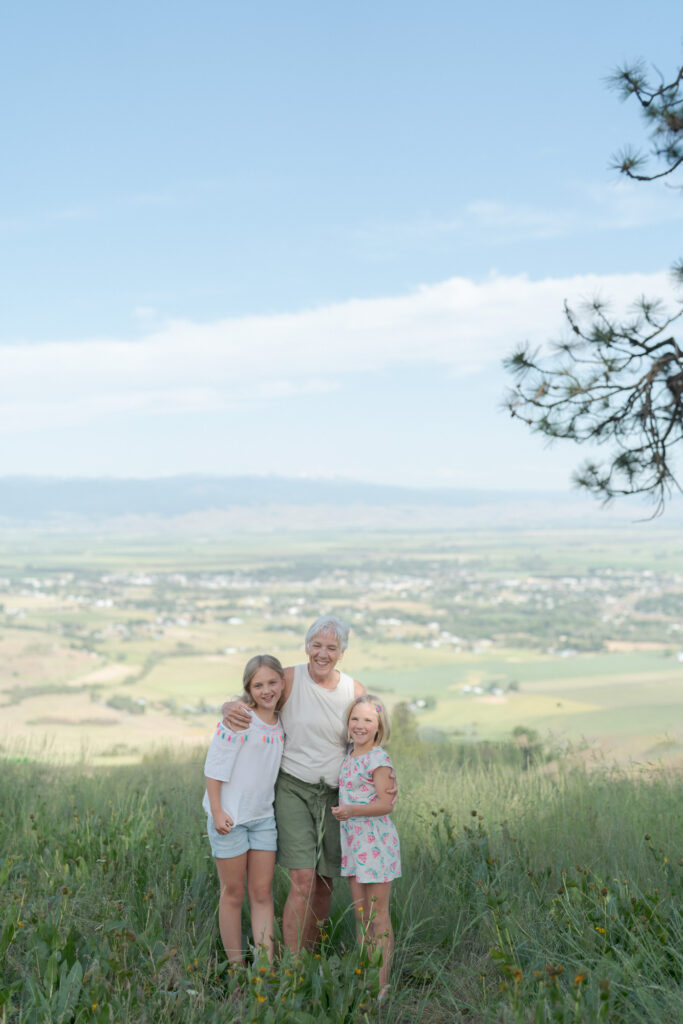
[[274, 770, 342, 878]]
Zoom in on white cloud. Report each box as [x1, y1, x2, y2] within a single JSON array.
[[1, 270, 677, 433]]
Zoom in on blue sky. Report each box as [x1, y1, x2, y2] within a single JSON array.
[[2, 1, 682, 490]]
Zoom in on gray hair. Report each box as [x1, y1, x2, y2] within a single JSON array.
[[304, 615, 350, 653]]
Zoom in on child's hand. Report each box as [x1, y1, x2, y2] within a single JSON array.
[[331, 805, 351, 822], [214, 811, 234, 835]]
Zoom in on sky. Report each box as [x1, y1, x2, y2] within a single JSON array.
[[2, 0, 682, 491]]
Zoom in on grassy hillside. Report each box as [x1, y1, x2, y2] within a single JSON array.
[[1, 741, 681, 1022]]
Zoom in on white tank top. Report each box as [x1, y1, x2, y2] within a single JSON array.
[[280, 663, 355, 787]]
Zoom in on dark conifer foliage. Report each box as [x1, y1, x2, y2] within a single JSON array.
[[504, 59, 683, 516]]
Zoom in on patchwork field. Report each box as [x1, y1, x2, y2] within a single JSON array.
[[1, 525, 681, 765]]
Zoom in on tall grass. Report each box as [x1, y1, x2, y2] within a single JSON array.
[[1, 741, 680, 1022]]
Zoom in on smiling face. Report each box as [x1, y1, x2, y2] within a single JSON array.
[[306, 629, 342, 677], [347, 704, 380, 750], [246, 665, 284, 713]]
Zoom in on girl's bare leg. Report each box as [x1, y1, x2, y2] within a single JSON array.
[[215, 854, 248, 963], [246, 849, 276, 961], [348, 876, 371, 946], [366, 881, 394, 990]]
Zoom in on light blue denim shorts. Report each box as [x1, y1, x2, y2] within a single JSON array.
[[207, 814, 277, 859]]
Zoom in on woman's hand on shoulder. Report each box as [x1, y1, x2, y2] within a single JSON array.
[[221, 699, 251, 731], [374, 764, 398, 809], [386, 766, 398, 808]]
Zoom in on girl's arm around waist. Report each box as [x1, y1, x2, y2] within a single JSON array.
[[331, 766, 395, 821]]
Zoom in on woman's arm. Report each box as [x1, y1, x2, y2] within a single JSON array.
[[331, 766, 395, 821], [220, 699, 250, 730]]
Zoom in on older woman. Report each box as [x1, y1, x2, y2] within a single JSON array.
[[224, 615, 365, 951]]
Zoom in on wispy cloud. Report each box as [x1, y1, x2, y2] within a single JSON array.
[[1, 270, 676, 433], [351, 178, 683, 255], [578, 178, 683, 230], [464, 180, 683, 238], [464, 201, 576, 239], [0, 183, 191, 238], [50, 205, 98, 223]]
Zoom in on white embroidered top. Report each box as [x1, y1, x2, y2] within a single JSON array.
[[202, 711, 284, 826]]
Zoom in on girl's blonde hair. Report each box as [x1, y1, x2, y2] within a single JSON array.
[[242, 654, 285, 710], [345, 693, 391, 745]]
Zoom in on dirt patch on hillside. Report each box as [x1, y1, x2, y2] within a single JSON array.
[[70, 664, 140, 685], [604, 641, 674, 652]]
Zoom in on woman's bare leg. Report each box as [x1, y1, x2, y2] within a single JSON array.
[[283, 869, 333, 951]]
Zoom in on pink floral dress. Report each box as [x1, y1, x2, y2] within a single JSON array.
[[338, 746, 401, 883]]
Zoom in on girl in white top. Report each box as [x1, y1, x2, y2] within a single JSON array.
[[203, 655, 285, 964]]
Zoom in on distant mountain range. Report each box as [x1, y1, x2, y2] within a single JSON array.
[[0, 475, 679, 528], [0, 475, 525, 517]]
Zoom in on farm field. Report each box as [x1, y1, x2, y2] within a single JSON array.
[[0, 525, 682, 766]]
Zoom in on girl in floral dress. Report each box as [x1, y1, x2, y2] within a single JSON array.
[[331, 695, 401, 994]]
